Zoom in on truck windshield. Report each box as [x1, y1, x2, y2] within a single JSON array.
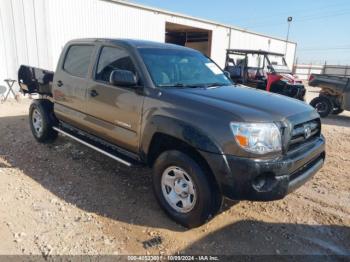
[[139, 48, 231, 88], [267, 55, 291, 73]]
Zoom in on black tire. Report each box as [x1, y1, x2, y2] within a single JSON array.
[[310, 96, 332, 118], [152, 150, 222, 228], [332, 108, 344, 115], [29, 99, 58, 143]]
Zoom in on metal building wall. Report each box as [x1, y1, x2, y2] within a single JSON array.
[[0, 0, 19, 94], [46, 0, 165, 69], [0, 0, 296, 96], [0, 4, 8, 91], [0, 0, 50, 96]]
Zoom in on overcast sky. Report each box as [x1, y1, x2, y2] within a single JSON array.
[[132, 0, 350, 65]]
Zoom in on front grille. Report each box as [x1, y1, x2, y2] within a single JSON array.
[[288, 119, 321, 151]]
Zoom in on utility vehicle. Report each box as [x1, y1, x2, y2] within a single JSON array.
[[224, 49, 305, 100], [309, 74, 350, 117]]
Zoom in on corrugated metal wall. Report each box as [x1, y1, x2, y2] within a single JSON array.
[[0, 0, 51, 95], [46, 0, 165, 69], [0, 0, 296, 96], [0, 0, 19, 93], [0, 4, 8, 91]]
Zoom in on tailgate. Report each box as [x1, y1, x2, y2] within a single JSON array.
[[18, 65, 54, 95]]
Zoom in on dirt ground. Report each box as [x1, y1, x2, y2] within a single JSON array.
[[0, 87, 349, 258]]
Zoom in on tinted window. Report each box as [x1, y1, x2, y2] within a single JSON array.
[[63, 45, 94, 78], [96, 47, 136, 82]]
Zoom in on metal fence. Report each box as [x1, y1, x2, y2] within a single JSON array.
[[323, 65, 350, 77], [293, 64, 350, 80], [293, 64, 323, 80]]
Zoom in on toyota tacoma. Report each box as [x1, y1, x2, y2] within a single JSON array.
[[18, 39, 325, 228]]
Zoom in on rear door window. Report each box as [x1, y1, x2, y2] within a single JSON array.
[[95, 46, 136, 83], [63, 45, 94, 78]]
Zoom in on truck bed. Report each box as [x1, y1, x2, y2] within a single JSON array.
[[309, 74, 350, 94], [18, 65, 54, 96]]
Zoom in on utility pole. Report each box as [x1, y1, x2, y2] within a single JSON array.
[[285, 17, 292, 55]]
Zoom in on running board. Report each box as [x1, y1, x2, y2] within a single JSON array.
[[53, 127, 132, 167]]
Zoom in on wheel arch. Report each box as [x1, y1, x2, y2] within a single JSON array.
[[30, 99, 58, 124], [147, 132, 222, 197], [141, 115, 223, 193], [140, 115, 222, 160], [29, 99, 58, 143]]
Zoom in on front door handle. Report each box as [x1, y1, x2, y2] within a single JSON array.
[[90, 90, 99, 97], [57, 80, 63, 87]]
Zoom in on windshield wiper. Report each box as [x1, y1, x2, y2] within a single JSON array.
[[157, 82, 227, 88], [158, 83, 203, 88], [204, 82, 227, 87]]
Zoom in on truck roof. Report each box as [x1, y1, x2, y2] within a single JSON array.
[[67, 38, 195, 51], [227, 49, 284, 56]]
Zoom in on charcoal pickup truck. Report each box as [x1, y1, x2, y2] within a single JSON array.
[[309, 74, 350, 117], [18, 39, 325, 228]]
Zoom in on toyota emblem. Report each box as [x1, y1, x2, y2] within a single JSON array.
[[304, 125, 312, 139]]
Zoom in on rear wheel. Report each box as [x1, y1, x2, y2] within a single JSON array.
[[152, 150, 221, 228], [29, 100, 58, 143], [310, 96, 332, 118]]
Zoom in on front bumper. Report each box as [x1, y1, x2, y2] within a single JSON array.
[[201, 135, 325, 201]]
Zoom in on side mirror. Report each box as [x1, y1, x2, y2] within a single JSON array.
[[224, 71, 231, 79], [109, 70, 137, 87]]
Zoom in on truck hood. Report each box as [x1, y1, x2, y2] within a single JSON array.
[[166, 85, 315, 122]]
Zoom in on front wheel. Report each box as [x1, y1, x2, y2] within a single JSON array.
[[152, 150, 221, 228], [310, 96, 332, 118], [29, 100, 58, 143]]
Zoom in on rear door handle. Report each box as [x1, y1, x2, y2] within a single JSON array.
[[90, 90, 99, 97], [57, 80, 63, 87]]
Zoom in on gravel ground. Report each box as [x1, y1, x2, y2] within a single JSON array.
[[0, 87, 349, 257]]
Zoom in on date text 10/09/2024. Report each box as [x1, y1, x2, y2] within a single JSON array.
[[127, 255, 220, 261]]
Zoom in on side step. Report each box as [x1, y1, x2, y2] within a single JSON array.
[[53, 127, 138, 167]]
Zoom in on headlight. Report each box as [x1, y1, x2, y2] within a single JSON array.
[[230, 122, 282, 154]]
